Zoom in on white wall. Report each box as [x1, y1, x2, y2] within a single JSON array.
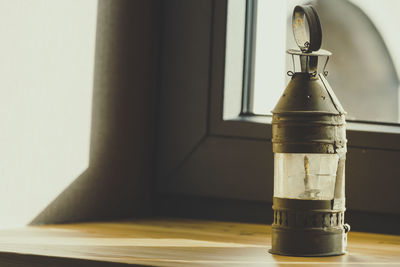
[[0, 0, 97, 227]]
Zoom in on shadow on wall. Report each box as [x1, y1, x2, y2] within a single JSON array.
[[30, 0, 159, 225]]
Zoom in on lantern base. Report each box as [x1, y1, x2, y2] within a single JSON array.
[[269, 227, 346, 257], [270, 197, 349, 257]]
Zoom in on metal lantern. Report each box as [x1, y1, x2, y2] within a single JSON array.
[[269, 5, 350, 256]]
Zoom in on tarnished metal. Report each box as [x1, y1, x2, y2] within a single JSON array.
[[292, 5, 322, 52], [272, 73, 347, 154], [270, 4, 349, 257], [270, 197, 349, 256]]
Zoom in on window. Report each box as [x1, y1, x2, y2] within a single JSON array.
[[156, 0, 400, 233], [251, 0, 400, 125], [221, 0, 400, 228]]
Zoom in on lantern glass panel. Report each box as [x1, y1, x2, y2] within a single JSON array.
[[274, 153, 339, 200]]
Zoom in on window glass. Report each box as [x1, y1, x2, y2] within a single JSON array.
[[252, 0, 400, 124]]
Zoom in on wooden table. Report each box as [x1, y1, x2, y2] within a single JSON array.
[[0, 218, 399, 266]]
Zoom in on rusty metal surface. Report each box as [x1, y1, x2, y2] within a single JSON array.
[[270, 4, 350, 258], [272, 73, 342, 115], [272, 73, 347, 154], [270, 197, 348, 257]]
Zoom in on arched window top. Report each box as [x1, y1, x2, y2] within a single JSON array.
[[284, 0, 399, 123], [350, 0, 400, 78]]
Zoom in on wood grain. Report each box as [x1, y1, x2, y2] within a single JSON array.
[[0, 218, 399, 266]]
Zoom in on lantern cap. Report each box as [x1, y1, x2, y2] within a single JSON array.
[[287, 49, 331, 57], [272, 73, 346, 115]]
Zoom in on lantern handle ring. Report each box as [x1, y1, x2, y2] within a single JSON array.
[[292, 5, 322, 52]]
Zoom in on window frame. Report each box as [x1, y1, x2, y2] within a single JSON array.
[[220, 0, 400, 149], [156, 0, 400, 233]]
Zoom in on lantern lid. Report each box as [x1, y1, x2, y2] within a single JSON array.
[[287, 49, 331, 57], [272, 73, 346, 115], [273, 4, 346, 116]]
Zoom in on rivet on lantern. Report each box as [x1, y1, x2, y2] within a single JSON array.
[[269, 5, 350, 257]]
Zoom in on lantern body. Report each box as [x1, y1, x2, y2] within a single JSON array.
[[269, 5, 350, 256], [270, 71, 349, 256]]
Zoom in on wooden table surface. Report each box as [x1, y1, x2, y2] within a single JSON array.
[[0, 218, 399, 266]]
